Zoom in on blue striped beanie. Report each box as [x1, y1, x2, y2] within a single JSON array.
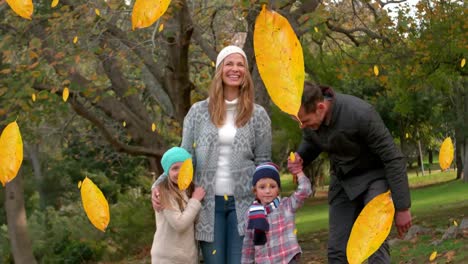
[[252, 162, 281, 188]]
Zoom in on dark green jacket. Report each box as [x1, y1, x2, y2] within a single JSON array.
[[298, 90, 411, 210]]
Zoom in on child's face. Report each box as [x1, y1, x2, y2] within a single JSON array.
[[168, 162, 184, 185], [254, 178, 280, 205]]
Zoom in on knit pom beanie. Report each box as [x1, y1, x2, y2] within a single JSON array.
[[161, 147, 191, 174], [252, 162, 281, 188], [215, 45, 248, 69]]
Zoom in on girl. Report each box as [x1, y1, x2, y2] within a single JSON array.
[[150, 147, 205, 264]]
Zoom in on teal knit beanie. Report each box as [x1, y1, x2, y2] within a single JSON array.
[[161, 147, 191, 174]]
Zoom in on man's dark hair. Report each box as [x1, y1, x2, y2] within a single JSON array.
[[301, 81, 324, 113]]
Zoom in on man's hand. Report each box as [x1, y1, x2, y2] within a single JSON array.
[[394, 209, 412, 238], [151, 186, 163, 212], [287, 152, 304, 175]]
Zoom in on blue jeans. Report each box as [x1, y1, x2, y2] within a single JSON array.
[[200, 196, 244, 264]]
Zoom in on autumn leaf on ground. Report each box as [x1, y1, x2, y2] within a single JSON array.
[[79, 177, 110, 232], [439, 137, 454, 170], [254, 5, 304, 118], [445, 250, 456, 262], [178, 158, 193, 190], [0, 121, 24, 186], [131, 0, 171, 30], [6, 0, 34, 19], [346, 191, 395, 264], [429, 251, 437, 261]]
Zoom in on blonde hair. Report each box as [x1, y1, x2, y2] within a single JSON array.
[[159, 177, 194, 211], [208, 58, 254, 127]]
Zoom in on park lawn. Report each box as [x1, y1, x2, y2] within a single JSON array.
[[283, 171, 465, 234], [286, 171, 468, 263]]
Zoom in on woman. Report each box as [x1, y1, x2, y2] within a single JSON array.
[[152, 45, 272, 263]]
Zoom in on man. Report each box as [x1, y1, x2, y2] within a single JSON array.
[[287, 81, 412, 263]]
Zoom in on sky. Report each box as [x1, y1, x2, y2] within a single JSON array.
[[384, 0, 420, 19]]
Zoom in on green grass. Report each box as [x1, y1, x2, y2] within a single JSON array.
[[282, 171, 467, 234], [407, 170, 457, 187], [288, 171, 468, 263], [391, 226, 468, 263]]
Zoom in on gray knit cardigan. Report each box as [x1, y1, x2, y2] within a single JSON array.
[[181, 99, 271, 242]]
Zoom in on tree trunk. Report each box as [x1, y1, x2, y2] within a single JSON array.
[[463, 77, 468, 183], [417, 137, 425, 176], [5, 172, 37, 264], [25, 143, 46, 209], [453, 77, 466, 179], [464, 140, 468, 183]]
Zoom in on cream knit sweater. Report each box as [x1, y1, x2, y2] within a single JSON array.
[[150, 192, 201, 264]]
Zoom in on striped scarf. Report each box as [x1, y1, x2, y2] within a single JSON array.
[[247, 197, 281, 245]]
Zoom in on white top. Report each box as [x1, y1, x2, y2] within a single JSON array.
[[215, 98, 238, 195]]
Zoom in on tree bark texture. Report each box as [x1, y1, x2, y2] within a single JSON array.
[[5, 172, 37, 264]]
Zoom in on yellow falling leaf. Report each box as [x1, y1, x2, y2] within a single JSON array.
[[373, 65, 379, 76], [453, 220, 458, 226], [79, 177, 110, 232], [254, 5, 304, 118], [122, 121, 126, 127], [95, 8, 100, 16], [439, 137, 454, 170], [212, 250, 217, 255], [51, 0, 59, 8], [293, 228, 297, 235], [151, 123, 156, 132], [178, 158, 193, 190], [73, 36, 78, 44], [5, 0, 34, 19], [131, 0, 172, 30], [289, 152, 295, 162], [193, 142, 196, 148], [461, 58, 466, 68], [347, 191, 395, 264], [62, 87, 69, 102], [211, 61, 215, 67], [224, 194, 228, 201], [405, 133, 409, 139], [32, 93, 36, 102], [429, 251, 437, 261], [314, 26, 319, 33], [158, 23, 164, 32], [0, 121, 23, 187]]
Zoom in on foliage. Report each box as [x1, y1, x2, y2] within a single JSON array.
[[28, 205, 106, 263]]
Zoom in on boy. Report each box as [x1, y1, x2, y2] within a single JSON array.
[[241, 159, 313, 264]]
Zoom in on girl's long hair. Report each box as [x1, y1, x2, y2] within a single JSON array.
[[208, 58, 254, 128], [159, 177, 195, 211]]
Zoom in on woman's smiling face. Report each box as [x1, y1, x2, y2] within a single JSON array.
[[221, 53, 246, 89]]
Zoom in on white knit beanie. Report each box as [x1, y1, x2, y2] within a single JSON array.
[[215, 45, 248, 69]]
